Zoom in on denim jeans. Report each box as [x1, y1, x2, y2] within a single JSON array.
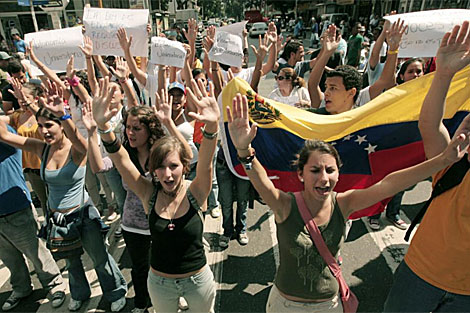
[[147, 266, 216, 313], [0, 205, 66, 296], [66, 206, 127, 302], [216, 160, 250, 237], [266, 285, 343, 312], [122, 230, 151, 309], [384, 261, 470, 312], [104, 167, 127, 214]]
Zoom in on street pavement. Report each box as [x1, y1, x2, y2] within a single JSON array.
[[0, 36, 434, 313]]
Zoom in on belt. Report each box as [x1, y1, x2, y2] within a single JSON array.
[[49, 204, 80, 214], [24, 168, 40, 175]]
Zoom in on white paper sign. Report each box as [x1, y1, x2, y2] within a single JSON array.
[[218, 21, 247, 38], [150, 37, 186, 68], [83, 7, 149, 57], [384, 9, 470, 57], [208, 31, 244, 68], [24, 27, 85, 73]]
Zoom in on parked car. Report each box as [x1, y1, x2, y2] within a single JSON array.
[[249, 22, 268, 37]]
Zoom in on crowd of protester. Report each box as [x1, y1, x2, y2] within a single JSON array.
[[0, 12, 469, 313]]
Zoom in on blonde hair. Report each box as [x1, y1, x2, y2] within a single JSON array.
[[280, 67, 306, 88]]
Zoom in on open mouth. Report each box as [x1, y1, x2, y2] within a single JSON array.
[[315, 186, 331, 195], [43, 133, 53, 141]]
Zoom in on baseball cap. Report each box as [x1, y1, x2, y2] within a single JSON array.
[[0, 52, 11, 60], [168, 82, 185, 93]]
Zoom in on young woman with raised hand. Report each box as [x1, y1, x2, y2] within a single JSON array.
[[226, 94, 470, 312], [0, 82, 127, 312], [91, 78, 220, 312]]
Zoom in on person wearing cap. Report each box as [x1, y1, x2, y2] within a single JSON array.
[[167, 81, 199, 179], [0, 52, 11, 96], [346, 22, 365, 68], [11, 34, 26, 54]]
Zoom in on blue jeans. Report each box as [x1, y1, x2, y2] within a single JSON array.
[[216, 160, 250, 236], [384, 261, 470, 312], [66, 206, 127, 302], [147, 266, 215, 312], [104, 167, 127, 214]]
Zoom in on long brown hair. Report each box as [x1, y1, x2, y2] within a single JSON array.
[[148, 136, 191, 175]]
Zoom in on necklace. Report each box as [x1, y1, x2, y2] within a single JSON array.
[[163, 182, 184, 230]]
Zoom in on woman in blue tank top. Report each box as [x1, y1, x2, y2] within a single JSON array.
[[226, 94, 469, 312], [0, 83, 127, 312], [92, 77, 220, 312]]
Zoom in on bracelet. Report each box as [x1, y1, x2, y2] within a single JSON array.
[[97, 126, 113, 134], [118, 78, 127, 84], [237, 147, 256, 170], [66, 76, 80, 87], [59, 114, 72, 121], [102, 137, 121, 154], [388, 49, 399, 55], [201, 126, 218, 140]]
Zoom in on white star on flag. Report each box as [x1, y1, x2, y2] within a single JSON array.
[[355, 135, 367, 145], [343, 134, 353, 141], [364, 143, 377, 154]]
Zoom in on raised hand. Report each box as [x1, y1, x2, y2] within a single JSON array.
[[202, 35, 214, 52], [8, 77, 27, 103], [66, 55, 76, 79], [436, 21, 470, 77], [109, 56, 129, 81], [183, 18, 198, 43], [79, 36, 93, 58], [386, 18, 407, 51], [117, 27, 133, 52], [322, 24, 340, 54], [442, 131, 470, 164], [227, 94, 257, 150], [81, 98, 97, 132], [153, 88, 173, 124], [266, 21, 278, 44], [26, 41, 38, 63], [251, 34, 272, 62], [186, 79, 220, 125], [92, 77, 119, 128], [41, 81, 66, 117], [207, 25, 216, 40]]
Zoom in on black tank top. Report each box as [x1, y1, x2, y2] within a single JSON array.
[[148, 183, 206, 274]]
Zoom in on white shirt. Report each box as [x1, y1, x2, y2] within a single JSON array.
[[268, 86, 311, 107], [221, 67, 255, 85]]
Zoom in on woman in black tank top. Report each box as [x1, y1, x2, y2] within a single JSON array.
[[227, 94, 469, 312], [92, 77, 220, 312]]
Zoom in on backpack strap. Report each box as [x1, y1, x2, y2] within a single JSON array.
[[405, 156, 470, 241], [147, 182, 161, 216]]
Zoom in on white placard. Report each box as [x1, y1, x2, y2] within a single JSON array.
[[208, 31, 244, 68], [83, 7, 149, 57], [384, 9, 470, 57], [150, 37, 186, 68], [218, 21, 247, 38], [24, 27, 85, 73]]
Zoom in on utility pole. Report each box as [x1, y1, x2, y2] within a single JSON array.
[[30, 1, 39, 32]]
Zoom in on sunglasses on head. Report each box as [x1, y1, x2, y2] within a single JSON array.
[[276, 75, 292, 81]]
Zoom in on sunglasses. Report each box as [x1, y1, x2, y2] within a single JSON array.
[[276, 75, 292, 81]]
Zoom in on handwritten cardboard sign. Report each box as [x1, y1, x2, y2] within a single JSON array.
[[25, 27, 85, 73], [150, 37, 186, 68], [384, 9, 470, 57], [208, 31, 244, 68], [83, 7, 149, 57]]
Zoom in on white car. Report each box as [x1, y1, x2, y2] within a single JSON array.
[[249, 22, 268, 37]]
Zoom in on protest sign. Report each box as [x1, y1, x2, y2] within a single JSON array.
[[208, 31, 244, 68], [218, 21, 247, 38], [384, 9, 470, 57], [83, 7, 149, 57], [24, 27, 85, 73], [150, 37, 187, 68]]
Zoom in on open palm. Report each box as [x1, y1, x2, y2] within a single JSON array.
[[186, 79, 220, 124], [436, 21, 470, 76], [227, 94, 257, 150]]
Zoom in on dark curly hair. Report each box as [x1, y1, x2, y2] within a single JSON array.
[[326, 65, 363, 102], [293, 139, 342, 173], [35, 107, 61, 125], [122, 106, 165, 174]]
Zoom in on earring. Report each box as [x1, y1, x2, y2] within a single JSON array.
[[299, 178, 304, 182]]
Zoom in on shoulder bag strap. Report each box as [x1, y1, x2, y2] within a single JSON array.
[[405, 156, 470, 241], [147, 182, 161, 216]]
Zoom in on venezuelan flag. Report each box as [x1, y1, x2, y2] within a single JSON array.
[[219, 66, 470, 219]]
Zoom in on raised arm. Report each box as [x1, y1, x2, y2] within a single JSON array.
[[250, 36, 271, 92], [66, 55, 91, 103], [0, 118, 45, 155], [81, 97, 105, 173], [110, 56, 139, 107], [418, 22, 470, 159], [41, 82, 88, 155], [79, 35, 99, 95], [27, 42, 66, 90], [369, 19, 406, 99], [92, 77, 153, 206], [186, 79, 220, 206], [117, 27, 147, 86], [261, 22, 278, 75], [227, 94, 291, 223], [338, 131, 470, 218], [369, 21, 388, 70], [182, 18, 197, 66], [308, 25, 340, 107]]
